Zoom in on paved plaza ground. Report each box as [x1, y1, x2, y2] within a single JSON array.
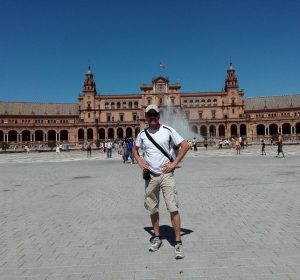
[[0, 145, 300, 279]]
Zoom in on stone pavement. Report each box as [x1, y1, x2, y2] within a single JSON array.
[[0, 146, 300, 279]]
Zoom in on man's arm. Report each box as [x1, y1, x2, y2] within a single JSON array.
[[133, 144, 149, 171], [162, 140, 190, 173]]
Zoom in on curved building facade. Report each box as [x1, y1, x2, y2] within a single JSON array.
[[1, 64, 300, 148]]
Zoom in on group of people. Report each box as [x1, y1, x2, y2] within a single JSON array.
[[120, 138, 135, 164], [260, 135, 285, 157], [84, 138, 137, 162]]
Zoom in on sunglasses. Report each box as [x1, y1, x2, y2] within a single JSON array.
[[146, 112, 159, 117]]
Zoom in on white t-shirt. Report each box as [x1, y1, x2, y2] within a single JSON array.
[[135, 124, 184, 174]]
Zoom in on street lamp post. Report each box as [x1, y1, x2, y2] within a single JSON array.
[[96, 118, 99, 141], [116, 121, 120, 139]]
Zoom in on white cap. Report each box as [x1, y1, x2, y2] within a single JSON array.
[[145, 104, 159, 113]]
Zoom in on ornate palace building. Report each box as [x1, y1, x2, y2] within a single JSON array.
[[1, 63, 300, 147]]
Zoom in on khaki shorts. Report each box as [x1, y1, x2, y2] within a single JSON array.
[[144, 172, 179, 214]]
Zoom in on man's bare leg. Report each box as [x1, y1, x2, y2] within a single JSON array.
[[170, 211, 181, 241], [150, 212, 160, 236]]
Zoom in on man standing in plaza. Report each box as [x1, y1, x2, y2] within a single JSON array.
[[133, 104, 190, 259]]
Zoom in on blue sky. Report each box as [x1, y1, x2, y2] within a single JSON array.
[[0, 0, 299, 103]]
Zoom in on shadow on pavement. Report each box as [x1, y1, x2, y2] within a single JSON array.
[[144, 225, 193, 246]]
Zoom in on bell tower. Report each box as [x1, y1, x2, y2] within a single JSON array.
[[225, 62, 238, 91], [78, 66, 99, 124], [83, 66, 97, 94]]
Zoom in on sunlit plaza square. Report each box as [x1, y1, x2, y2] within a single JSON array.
[[0, 146, 299, 280]]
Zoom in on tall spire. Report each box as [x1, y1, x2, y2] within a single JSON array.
[[83, 66, 96, 94], [225, 62, 239, 91]]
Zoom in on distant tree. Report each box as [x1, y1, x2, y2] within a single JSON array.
[[0, 142, 10, 152], [47, 140, 56, 151]]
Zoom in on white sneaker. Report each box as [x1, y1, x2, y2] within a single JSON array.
[[174, 243, 185, 259], [149, 237, 163, 252]]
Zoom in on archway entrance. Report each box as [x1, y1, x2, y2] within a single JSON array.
[[87, 128, 93, 141], [240, 124, 247, 137], [230, 124, 237, 137], [99, 128, 105, 140], [117, 127, 123, 139], [60, 130, 68, 141], [108, 128, 114, 139], [256, 124, 265, 136], [269, 124, 278, 136], [200, 125, 207, 138], [218, 125, 225, 138], [48, 130, 56, 141], [209, 125, 216, 138], [35, 130, 44, 141], [126, 127, 133, 138], [21, 130, 31, 142], [282, 123, 291, 135]]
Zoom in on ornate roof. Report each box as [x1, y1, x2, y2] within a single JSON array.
[[0, 102, 78, 116], [245, 94, 300, 111]]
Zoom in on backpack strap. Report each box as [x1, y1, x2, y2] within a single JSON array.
[[144, 128, 173, 162]]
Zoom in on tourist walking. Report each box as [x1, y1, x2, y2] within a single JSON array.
[[276, 135, 285, 158], [235, 137, 241, 155], [133, 104, 190, 259], [86, 141, 92, 157], [106, 140, 113, 158], [192, 137, 197, 151], [122, 139, 129, 163], [204, 138, 208, 150], [127, 137, 135, 164], [261, 140, 266, 156]]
